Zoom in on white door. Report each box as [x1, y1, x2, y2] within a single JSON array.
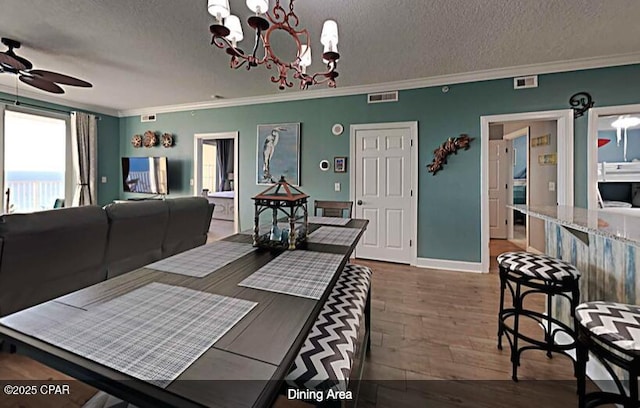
[[489, 140, 509, 239], [354, 125, 413, 263]]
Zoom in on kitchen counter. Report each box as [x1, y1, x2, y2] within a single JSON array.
[[509, 204, 640, 246]]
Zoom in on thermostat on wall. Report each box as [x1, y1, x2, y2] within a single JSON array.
[[332, 123, 344, 136]]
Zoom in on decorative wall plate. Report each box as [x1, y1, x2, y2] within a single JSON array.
[[143, 130, 158, 148], [131, 134, 143, 148], [332, 123, 344, 136], [162, 133, 174, 148]]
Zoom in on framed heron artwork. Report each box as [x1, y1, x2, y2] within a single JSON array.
[[256, 123, 301, 185]]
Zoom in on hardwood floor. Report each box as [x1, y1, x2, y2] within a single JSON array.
[[0, 240, 599, 407]]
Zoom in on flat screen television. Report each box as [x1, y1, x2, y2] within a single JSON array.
[[121, 157, 169, 194]]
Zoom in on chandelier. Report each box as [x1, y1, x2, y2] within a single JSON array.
[[207, 0, 340, 90]]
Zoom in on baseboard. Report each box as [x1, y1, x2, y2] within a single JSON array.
[[527, 246, 544, 255], [415, 257, 484, 273]]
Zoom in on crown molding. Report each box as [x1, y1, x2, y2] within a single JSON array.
[[0, 83, 119, 117], [118, 52, 640, 118]]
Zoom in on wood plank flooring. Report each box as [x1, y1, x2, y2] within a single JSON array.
[[1, 240, 600, 407]]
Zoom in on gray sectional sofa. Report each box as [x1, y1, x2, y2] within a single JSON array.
[[0, 197, 214, 317]]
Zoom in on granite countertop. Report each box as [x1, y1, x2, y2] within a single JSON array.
[[509, 204, 640, 245]]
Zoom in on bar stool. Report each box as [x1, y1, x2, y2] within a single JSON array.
[[575, 302, 640, 408], [497, 251, 581, 381]]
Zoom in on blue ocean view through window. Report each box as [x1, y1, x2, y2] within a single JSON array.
[[5, 171, 65, 213]]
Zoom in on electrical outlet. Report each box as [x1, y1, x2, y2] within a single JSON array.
[[101, 176, 107, 184], [334, 182, 341, 192], [549, 181, 556, 192]]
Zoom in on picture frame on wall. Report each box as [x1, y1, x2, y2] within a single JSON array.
[[256, 123, 301, 185], [334, 157, 347, 173]]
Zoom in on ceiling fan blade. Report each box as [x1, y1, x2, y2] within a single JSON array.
[[30, 70, 92, 87], [0, 53, 26, 71], [19, 75, 64, 94]]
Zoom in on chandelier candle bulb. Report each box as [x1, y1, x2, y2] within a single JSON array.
[[320, 20, 339, 46], [225, 15, 244, 46], [208, 0, 230, 22], [246, 0, 269, 14], [299, 45, 312, 74]]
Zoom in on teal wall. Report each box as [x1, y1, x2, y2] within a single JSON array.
[[0, 92, 120, 206], [119, 64, 640, 263]]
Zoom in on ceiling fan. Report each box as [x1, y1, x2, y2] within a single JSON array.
[[0, 38, 92, 94]]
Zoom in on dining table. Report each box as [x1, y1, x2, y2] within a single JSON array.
[[0, 217, 368, 408]]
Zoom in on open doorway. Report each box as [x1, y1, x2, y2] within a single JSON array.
[[194, 132, 239, 241], [489, 120, 557, 252], [480, 110, 574, 272]]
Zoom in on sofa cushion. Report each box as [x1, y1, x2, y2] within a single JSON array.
[[104, 200, 169, 279], [0, 206, 108, 317], [162, 197, 213, 258]]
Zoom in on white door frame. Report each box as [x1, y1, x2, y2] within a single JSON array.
[[193, 131, 239, 233], [349, 121, 419, 265], [503, 127, 530, 244], [587, 103, 640, 210], [480, 110, 574, 273]]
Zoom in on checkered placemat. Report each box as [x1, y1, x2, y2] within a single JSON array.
[[238, 251, 344, 300], [1, 283, 257, 388], [307, 216, 351, 226], [145, 241, 257, 277], [307, 226, 361, 246]]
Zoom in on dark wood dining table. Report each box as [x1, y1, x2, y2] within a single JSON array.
[[0, 219, 368, 408]]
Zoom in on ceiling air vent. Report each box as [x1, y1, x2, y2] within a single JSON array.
[[141, 114, 157, 122], [513, 75, 538, 89], [368, 91, 398, 104]]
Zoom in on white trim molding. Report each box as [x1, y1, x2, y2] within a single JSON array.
[[587, 103, 640, 210], [349, 121, 418, 266], [480, 109, 574, 273], [193, 131, 240, 233], [415, 258, 483, 274], [118, 52, 640, 117]]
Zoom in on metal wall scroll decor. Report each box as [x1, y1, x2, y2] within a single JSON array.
[[569, 92, 594, 118], [427, 134, 474, 175]]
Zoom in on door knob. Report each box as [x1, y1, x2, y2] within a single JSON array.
[[357, 200, 363, 206]]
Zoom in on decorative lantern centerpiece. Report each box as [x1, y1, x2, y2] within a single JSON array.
[[252, 176, 309, 250]]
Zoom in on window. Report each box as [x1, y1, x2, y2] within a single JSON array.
[[2, 108, 69, 213]]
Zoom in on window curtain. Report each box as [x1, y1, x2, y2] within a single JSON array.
[[70, 112, 97, 206], [216, 139, 234, 191]]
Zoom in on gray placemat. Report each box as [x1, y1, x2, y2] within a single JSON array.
[[307, 216, 351, 226], [1, 283, 257, 387], [307, 226, 361, 246], [145, 241, 256, 277], [238, 251, 344, 300]]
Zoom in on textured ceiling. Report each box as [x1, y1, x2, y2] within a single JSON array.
[[1, 0, 640, 114]]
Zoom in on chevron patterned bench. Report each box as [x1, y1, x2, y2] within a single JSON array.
[[285, 263, 373, 398], [575, 301, 640, 408]]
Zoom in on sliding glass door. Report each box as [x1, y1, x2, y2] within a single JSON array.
[[1, 107, 70, 214]]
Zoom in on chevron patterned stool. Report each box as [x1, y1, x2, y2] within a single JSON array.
[[284, 263, 372, 404], [496, 251, 581, 382], [575, 302, 640, 408]]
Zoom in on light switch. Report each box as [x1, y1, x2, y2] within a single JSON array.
[[334, 182, 341, 192], [190, 178, 194, 186], [101, 176, 107, 184], [549, 181, 556, 192]]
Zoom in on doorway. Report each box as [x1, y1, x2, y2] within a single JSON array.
[[349, 122, 418, 265], [505, 127, 529, 249], [480, 110, 574, 272], [193, 132, 239, 238], [0, 106, 71, 214]]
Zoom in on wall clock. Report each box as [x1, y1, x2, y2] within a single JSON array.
[[332, 123, 344, 136]]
